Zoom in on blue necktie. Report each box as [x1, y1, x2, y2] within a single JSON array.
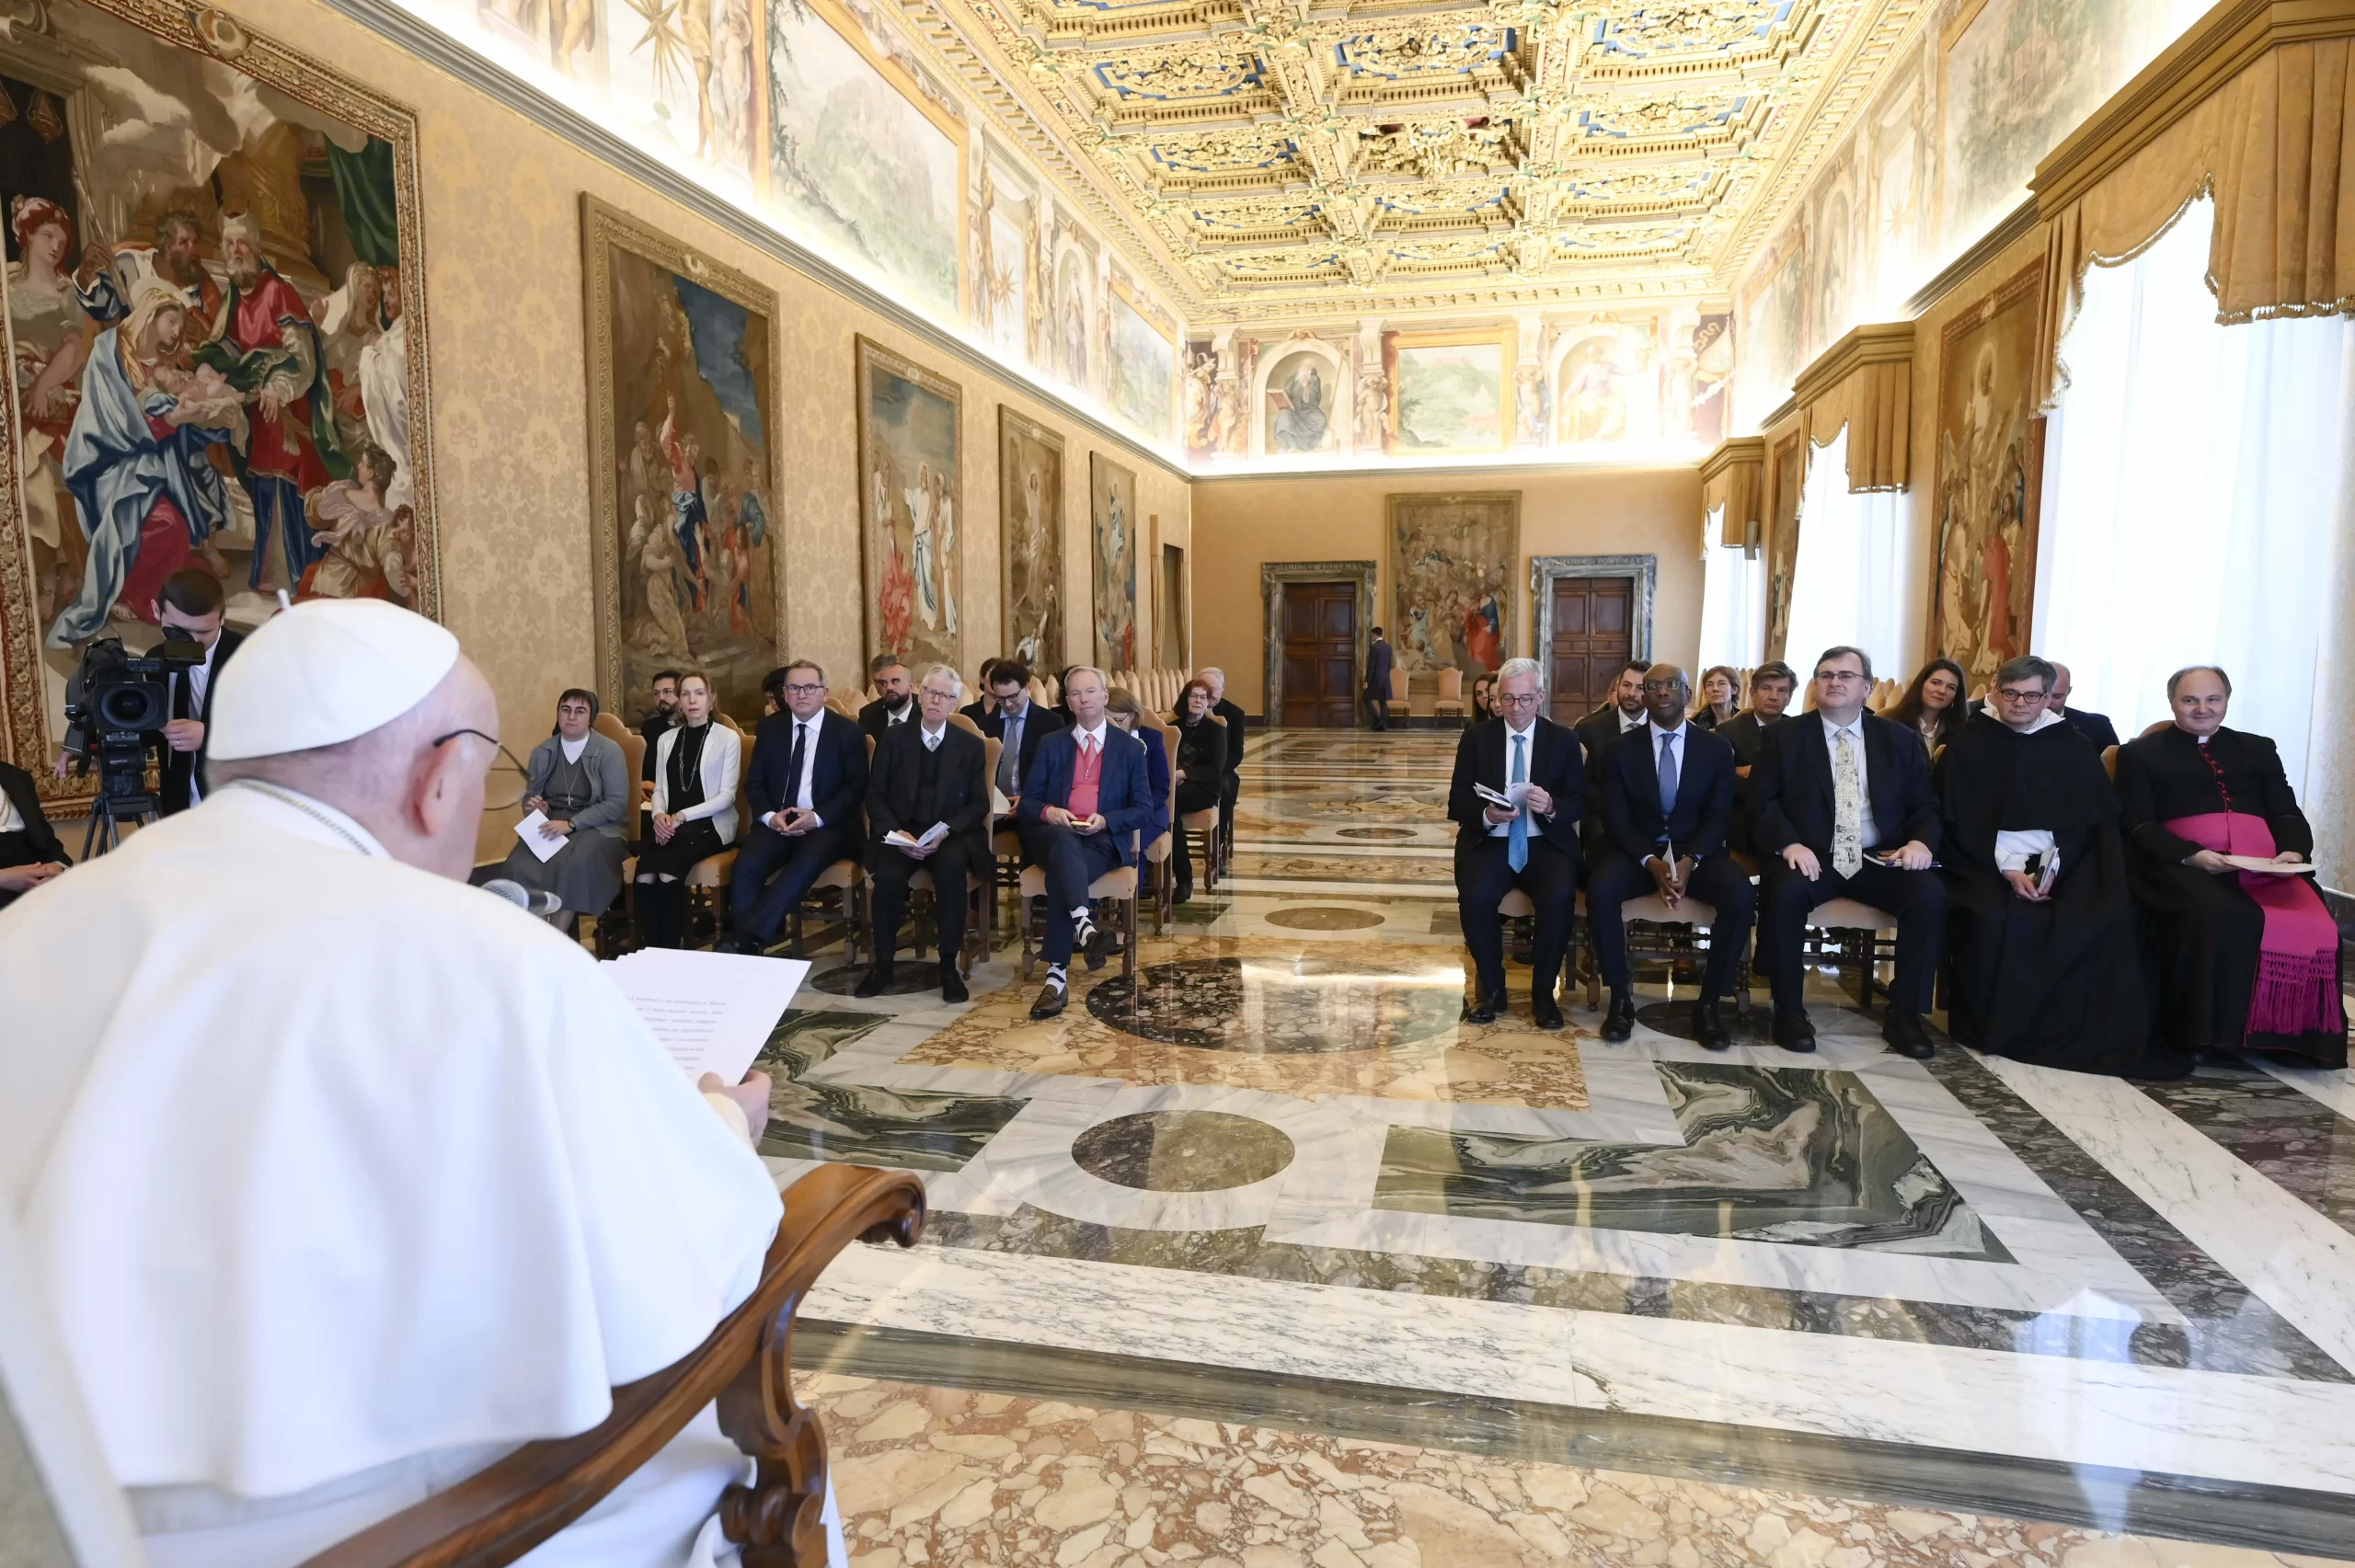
[[1657, 731, 1680, 818], [1509, 732, 1529, 872]]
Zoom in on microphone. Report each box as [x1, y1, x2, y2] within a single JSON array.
[[482, 877, 564, 917]]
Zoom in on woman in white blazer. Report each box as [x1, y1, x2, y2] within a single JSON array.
[[634, 671, 741, 946]]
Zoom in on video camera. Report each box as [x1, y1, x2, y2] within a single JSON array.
[[64, 635, 201, 830]]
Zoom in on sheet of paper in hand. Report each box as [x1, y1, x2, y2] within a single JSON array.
[[511, 810, 567, 863], [2222, 854, 2319, 875], [885, 822, 951, 851], [602, 948, 810, 1085]]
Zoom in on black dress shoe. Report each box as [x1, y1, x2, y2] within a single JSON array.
[[1692, 997, 1731, 1050], [854, 966, 893, 998], [1602, 991, 1636, 1043], [1532, 994, 1565, 1031], [1464, 991, 1501, 1024], [711, 932, 751, 955], [1882, 1011, 1936, 1059], [941, 970, 970, 1003], [1029, 983, 1068, 1019], [1772, 1006, 1818, 1053], [1175, 882, 1193, 906]]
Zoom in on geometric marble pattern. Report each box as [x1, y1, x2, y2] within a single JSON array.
[[761, 730, 2355, 1554]]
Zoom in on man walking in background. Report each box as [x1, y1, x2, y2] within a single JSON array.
[[1365, 625, 1395, 731]]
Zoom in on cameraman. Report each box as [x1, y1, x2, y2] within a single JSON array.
[[55, 568, 245, 813], [0, 757, 67, 909]]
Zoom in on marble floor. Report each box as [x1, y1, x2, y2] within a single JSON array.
[[753, 730, 2355, 1562]]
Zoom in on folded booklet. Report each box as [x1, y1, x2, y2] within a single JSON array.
[[1476, 782, 1533, 809], [2221, 854, 2318, 875], [885, 822, 951, 850]]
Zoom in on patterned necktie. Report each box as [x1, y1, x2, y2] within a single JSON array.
[[1508, 732, 1529, 872], [1833, 727, 1864, 877], [1657, 731, 1679, 817], [996, 713, 1021, 795]]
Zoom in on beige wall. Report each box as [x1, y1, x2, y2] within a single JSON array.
[[1189, 466, 1706, 716], [227, 0, 1185, 857]]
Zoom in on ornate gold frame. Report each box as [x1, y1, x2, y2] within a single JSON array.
[[854, 334, 964, 672], [0, 0, 437, 802], [1384, 491, 1520, 672], [580, 194, 786, 721], [996, 406, 1063, 674]]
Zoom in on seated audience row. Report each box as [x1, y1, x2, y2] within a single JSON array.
[[1450, 647, 2342, 1076]]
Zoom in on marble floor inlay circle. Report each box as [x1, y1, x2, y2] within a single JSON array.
[[1263, 906, 1386, 930], [1335, 827, 1418, 840], [1071, 1109, 1295, 1191], [1086, 956, 1465, 1052]]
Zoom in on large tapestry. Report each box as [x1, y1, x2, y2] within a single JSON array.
[[1931, 261, 2044, 691], [583, 198, 779, 727], [998, 408, 1063, 671], [1763, 433, 1806, 663], [856, 336, 961, 673], [0, 0, 434, 797], [1088, 452, 1135, 671], [1386, 493, 1516, 676]]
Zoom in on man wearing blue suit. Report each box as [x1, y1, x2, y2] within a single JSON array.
[[1446, 658, 1586, 1029], [1749, 646, 1945, 1059], [718, 659, 869, 953], [1589, 663, 1754, 1049], [1017, 666, 1156, 1018]]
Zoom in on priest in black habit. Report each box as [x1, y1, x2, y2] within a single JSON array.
[[2115, 666, 2345, 1067], [1937, 656, 2167, 1076]]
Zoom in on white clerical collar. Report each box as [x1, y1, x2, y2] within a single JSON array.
[[559, 734, 590, 762], [1982, 698, 2062, 733], [216, 779, 388, 858]]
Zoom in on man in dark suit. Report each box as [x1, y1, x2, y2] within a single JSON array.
[[858, 657, 915, 738], [859, 664, 990, 1002], [1017, 666, 1156, 1019], [981, 660, 1064, 800], [60, 569, 244, 815], [720, 658, 869, 954], [1715, 659, 1798, 855], [2046, 661, 2120, 750], [1363, 626, 1395, 732], [1447, 658, 1586, 1029], [1197, 667, 1248, 852], [0, 758, 69, 909], [638, 670, 681, 782], [1588, 664, 1754, 1047], [1749, 645, 1946, 1058], [1572, 659, 1650, 861]]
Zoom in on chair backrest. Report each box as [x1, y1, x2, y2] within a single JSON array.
[[2101, 743, 2120, 781], [947, 711, 982, 738], [1390, 668, 1409, 701], [982, 736, 1003, 809], [1028, 677, 1048, 709], [2141, 719, 2171, 738], [1436, 668, 1463, 701], [619, 728, 647, 787], [717, 712, 743, 735], [733, 730, 756, 839], [592, 711, 629, 746]]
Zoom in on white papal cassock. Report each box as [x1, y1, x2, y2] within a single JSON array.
[[0, 780, 798, 1565]]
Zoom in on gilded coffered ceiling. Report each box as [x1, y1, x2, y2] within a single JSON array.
[[901, 0, 1923, 321]]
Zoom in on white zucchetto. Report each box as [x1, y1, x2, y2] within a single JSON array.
[[208, 599, 461, 761]]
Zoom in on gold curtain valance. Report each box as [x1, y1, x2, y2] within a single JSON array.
[[1791, 323, 1914, 493], [1698, 436, 1765, 548], [2033, 0, 2355, 407]]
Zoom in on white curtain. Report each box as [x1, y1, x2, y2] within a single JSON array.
[[1697, 512, 1766, 670], [2034, 197, 2355, 795], [1781, 429, 1909, 683]]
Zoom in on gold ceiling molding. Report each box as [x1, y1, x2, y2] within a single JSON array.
[[1699, 436, 1767, 548], [2032, 0, 2355, 409], [890, 0, 1933, 318], [1794, 321, 1914, 492]]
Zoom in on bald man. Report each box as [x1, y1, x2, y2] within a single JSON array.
[[2045, 661, 2120, 750], [0, 601, 798, 1567]]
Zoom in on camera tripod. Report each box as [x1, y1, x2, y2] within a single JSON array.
[[81, 789, 156, 858]]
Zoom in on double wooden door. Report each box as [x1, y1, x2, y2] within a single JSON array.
[[1546, 576, 1634, 723], [1278, 581, 1359, 728]]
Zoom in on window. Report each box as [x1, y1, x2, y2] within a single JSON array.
[[1697, 509, 1765, 670], [1781, 429, 1908, 682]]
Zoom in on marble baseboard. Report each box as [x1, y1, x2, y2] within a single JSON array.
[[792, 1322, 2355, 1560]]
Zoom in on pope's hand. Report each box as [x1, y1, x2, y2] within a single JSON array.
[[1783, 843, 1821, 881], [698, 1070, 772, 1142]]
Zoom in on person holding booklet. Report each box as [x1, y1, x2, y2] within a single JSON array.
[[2116, 666, 2346, 1067], [499, 687, 631, 937], [859, 663, 991, 1002], [1936, 655, 2168, 1077]]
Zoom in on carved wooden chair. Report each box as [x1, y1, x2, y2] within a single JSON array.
[[2, 1165, 925, 1568]]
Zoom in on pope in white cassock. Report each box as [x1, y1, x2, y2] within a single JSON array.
[[0, 600, 835, 1566]]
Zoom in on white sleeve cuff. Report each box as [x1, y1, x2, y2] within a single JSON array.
[[702, 1091, 753, 1146], [1993, 829, 2056, 873]]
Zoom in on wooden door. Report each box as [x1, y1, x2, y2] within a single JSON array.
[[1546, 576, 1633, 723], [1279, 581, 1358, 728]]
